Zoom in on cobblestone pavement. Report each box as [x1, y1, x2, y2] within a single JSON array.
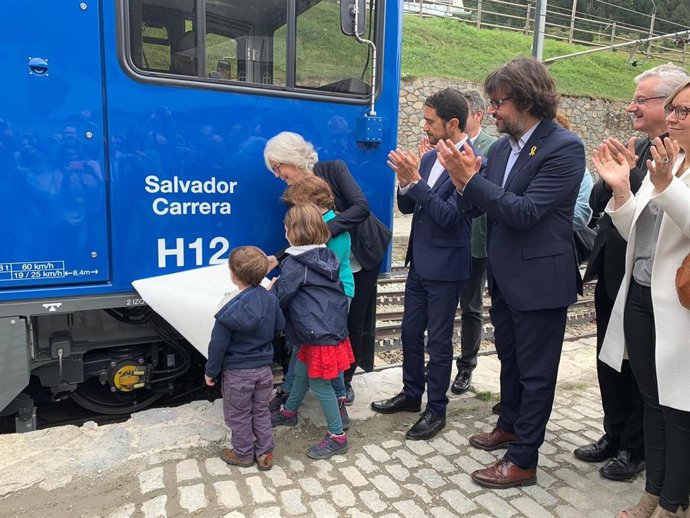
[[0, 336, 644, 517]]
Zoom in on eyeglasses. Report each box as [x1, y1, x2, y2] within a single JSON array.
[[271, 163, 283, 176], [665, 104, 690, 120], [488, 97, 510, 110], [629, 95, 666, 106]]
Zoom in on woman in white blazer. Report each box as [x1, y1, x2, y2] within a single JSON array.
[[594, 80, 690, 518]]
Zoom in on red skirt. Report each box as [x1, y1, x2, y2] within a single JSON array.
[[297, 337, 354, 380]]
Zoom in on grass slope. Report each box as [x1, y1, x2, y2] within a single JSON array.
[[401, 15, 687, 100]]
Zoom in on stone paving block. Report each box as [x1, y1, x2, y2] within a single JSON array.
[[138, 467, 165, 494], [283, 456, 305, 472], [522, 483, 559, 507], [539, 455, 558, 469], [179, 483, 207, 513], [340, 466, 368, 487], [475, 492, 518, 517], [553, 504, 581, 518], [328, 484, 356, 507], [405, 439, 435, 456], [214, 480, 243, 509], [540, 440, 557, 455], [279, 489, 307, 515], [393, 499, 426, 517], [413, 467, 447, 489], [310, 498, 339, 517], [246, 476, 276, 504], [385, 463, 410, 481], [426, 454, 456, 473], [391, 449, 422, 468], [344, 509, 373, 518], [440, 489, 478, 514], [354, 453, 380, 473], [430, 506, 460, 518], [363, 444, 390, 463], [358, 489, 387, 513], [175, 459, 202, 482], [447, 472, 481, 494], [251, 506, 281, 518], [381, 440, 403, 449], [428, 436, 461, 456], [205, 457, 232, 477], [141, 495, 167, 518], [510, 495, 554, 518], [556, 486, 597, 510], [108, 503, 135, 518], [299, 477, 325, 496], [468, 448, 497, 465], [312, 459, 336, 482], [403, 483, 433, 504], [223, 510, 245, 517], [537, 469, 557, 488], [370, 474, 402, 498], [553, 466, 593, 490], [454, 454, 485, 474], [558, 419, 586, 432], [263, 465, 291, 487]]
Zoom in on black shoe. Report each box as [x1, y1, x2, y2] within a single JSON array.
[[573, 435, 618, 463], [406, 409, 446, 441], [599, 450, 645, 481], [371, 392, 422, 414], [451, 369, 473, 395], [344, 383, 355, 406], [491, 402, 501, 415]]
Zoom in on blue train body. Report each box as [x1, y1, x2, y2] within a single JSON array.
[[0, 0, 401, 428]]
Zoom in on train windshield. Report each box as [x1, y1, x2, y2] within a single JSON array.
[[126, 0, 376, 96]]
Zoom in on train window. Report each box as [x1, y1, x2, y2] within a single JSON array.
[[124, 0, 378, 98]]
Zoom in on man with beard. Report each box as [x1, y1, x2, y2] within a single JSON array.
[[438, 58, 585, 487], [371, 88, 483, 440]]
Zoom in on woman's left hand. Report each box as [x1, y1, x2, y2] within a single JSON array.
[[647, 136, 680, 193]]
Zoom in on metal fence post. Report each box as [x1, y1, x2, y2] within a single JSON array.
[[476, 0, 482, 29], [568, 0, 578, 44]]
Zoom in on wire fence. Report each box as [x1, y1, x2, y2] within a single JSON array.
[[402, 0, 689, 65]]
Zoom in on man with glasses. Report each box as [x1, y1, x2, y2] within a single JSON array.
[[576, 63, 689, 482], [438, 57, 585, 488]]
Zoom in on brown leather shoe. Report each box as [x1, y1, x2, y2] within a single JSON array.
[[471, 457, 537, 489], [220, 448, 254, 467], [468, 427, 518, 451]]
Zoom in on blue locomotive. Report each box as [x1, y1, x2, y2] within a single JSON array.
[[0, 0, 400, 431]]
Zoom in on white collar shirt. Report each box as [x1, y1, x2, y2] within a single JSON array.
[[501, 121, 540, 188]]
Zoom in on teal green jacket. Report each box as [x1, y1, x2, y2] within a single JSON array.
[[323, 209, 355, 298]]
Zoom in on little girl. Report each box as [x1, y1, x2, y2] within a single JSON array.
[[273, 176, 354, 429], [270, 203, 353, 459]]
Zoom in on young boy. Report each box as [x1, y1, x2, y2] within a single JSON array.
[[205, 246, 285, 470]]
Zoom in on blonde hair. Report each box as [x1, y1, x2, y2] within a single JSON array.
[[284, 203, 330, 246], [264, 131, 319, 175], [664, 79, 690, 113], [281, 176, 335, 211], [228, 246, 268, 286]]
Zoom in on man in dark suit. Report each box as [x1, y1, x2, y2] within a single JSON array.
[[439, 57, 585, 487], [575, 63, 689, 481], [371, 88, 479, 440], [450, 90, 498, 396]]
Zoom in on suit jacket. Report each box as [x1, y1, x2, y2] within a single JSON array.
[[397, 143, 480, 282], [470, 130, 498, 258], [461, 119, 585, 311], [582, 137, 658, 295]]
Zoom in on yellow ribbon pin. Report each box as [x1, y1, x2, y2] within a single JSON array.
[[529, 146, 537, 156]]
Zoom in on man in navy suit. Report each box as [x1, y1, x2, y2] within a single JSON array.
[[371, 88, 479, 440], [439, 58, 585, 487]]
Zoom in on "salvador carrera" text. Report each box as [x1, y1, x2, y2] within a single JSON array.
[[145, 175, 237, 216]]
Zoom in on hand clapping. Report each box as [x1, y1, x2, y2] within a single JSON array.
[[387, 149, 422, 188]]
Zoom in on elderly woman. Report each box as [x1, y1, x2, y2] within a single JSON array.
[[264, 131, 391, 405], [594, 80, 690, 518]]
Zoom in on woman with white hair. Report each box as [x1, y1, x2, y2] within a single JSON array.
[[594, 79, 690, 518], [264, 131, 391, 406]]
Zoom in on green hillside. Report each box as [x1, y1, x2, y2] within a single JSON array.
[[401, 15, 687, 100]]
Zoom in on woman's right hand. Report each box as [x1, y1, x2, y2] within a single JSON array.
[[593, 143, 631, 204]]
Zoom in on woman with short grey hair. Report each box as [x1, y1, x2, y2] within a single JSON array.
[[264, 131, 391, 406]]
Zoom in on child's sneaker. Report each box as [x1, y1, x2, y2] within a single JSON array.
[[306, 432, 348, 459], [338, 398, 350, 431], [271, 406, 298, 427], [220, 448, 254, 467], [269, 390, 288, 413], [256, 452, 273, 471]]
